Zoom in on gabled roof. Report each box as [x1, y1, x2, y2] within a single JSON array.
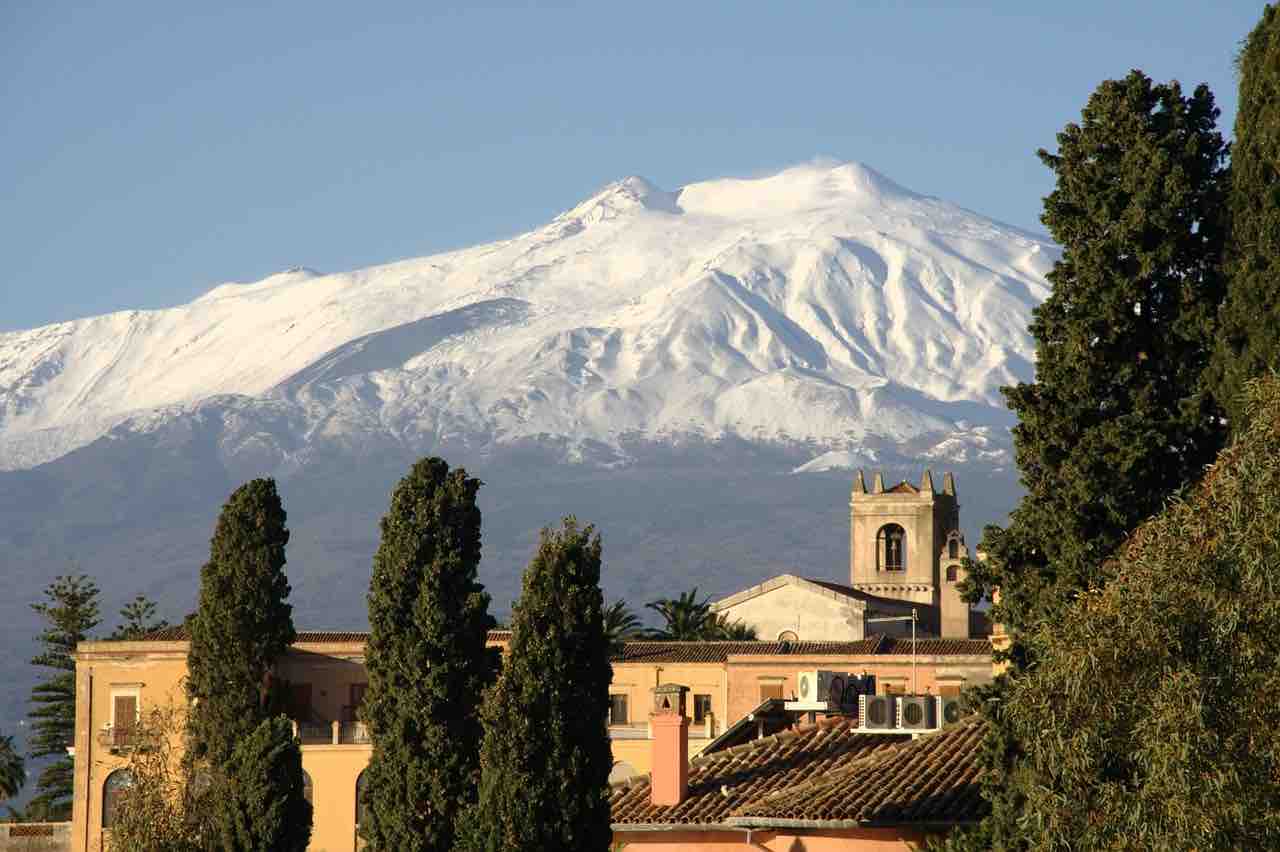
[[610, 715, 988, 829]]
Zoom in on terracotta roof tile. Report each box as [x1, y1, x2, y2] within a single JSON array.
[[609, 716, 908, 826], [138, 627, 510, 644], [731, 717, 987, 826]]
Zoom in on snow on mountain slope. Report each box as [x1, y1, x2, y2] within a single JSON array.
[[0, 162, 1055, 471]]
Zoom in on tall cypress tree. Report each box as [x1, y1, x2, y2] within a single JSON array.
[[361, 458, 495, 852], [965, 70, 1229, 648], [469, 517, 612, 852], [186, 479, 296, 769], [948, 72, 1230, 851], [214, 716, 313, 852], [28, 574, 100, 820], [1211, 5, 1280, 429]]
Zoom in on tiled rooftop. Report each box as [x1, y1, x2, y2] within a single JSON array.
[[733, 717, 987, 826], [610, 716, 986, 829], [610, 716, 906, 826]]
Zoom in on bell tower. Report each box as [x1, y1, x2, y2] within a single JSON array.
[[849, 469, 969, 637]]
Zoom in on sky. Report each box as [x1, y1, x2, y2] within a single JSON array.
[[1, 1, 1265, 332]]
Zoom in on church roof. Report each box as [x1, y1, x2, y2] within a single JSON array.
[[884, 480, 920, 494]]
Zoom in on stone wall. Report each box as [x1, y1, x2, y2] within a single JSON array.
[[0, 823, 71, 852]]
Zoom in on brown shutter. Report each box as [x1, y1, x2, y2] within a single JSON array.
[[114, 695, 137, 732], [759, 682, 784, 701]]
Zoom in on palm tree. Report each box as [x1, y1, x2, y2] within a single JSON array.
[[644, 588, 716, 640], [708, 613, 758, 640], [0, 732, 24, 802], [603, 600, 642, 654]]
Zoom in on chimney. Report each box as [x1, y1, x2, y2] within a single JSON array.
[[650, 683, 690, 807]]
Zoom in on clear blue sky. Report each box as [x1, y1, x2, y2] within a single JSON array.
[[1, 1, 1264, 332]]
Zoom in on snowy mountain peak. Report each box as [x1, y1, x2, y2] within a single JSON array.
[[552, 175, 681, 233], [0, 162, 1056, 472]]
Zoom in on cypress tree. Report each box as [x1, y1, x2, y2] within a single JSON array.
[[214, 716, 312, 852], [1210, 5, 1280, 429], [186, 479, 296, 769], [360, 458, 495, 852], [28, 574, 100, 819], [469, 517, 613, 852], [948, 72, 1230, 851], [965, 70, 1229, 647]]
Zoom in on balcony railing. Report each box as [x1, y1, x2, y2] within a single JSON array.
[[291, 720, 371, 746], [96, 726, 151, 753]]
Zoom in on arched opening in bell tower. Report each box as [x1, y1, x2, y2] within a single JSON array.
[[876, 523, 906, 571]]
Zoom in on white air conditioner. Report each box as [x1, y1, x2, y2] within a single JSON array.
[[792, 670, 850, 710], [859, 694, 896, 730], [898, 695, 934, 730], [939, 694, 964, 726]]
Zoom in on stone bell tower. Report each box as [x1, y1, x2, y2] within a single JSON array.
[[849, 469, 970, 638]]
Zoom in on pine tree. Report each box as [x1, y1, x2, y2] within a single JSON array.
[[108, 594, 169, 640], [469, 518, 613, 852], [186, 479, 295, 769], [0, 732, 24, 801], [360, 458, 496, 852], [28, 574, 100, 819], [213, 716, 312, 852], [1210, 5, 1280, 429], [955, 376, 1280, 849], [964, 70, 1229, 648]]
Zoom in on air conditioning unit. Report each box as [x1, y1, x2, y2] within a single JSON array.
[[859, 694, 896, 730], [792, 670, 850, 709], [938, 694, 964, 726], [898, 695, 934, 730]]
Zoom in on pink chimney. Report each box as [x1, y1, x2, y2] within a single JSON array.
[[650, 683, 690, 807]]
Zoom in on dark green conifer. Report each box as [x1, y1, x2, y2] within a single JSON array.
[[965, 70, 1229, 647], [186, 479, 296, 769], [947, 72, 1230, 851], [360, 458, 495, 852], [213, 716, 312, 852], [1210, 5, 1280, 429], [28, 574, 100, 819], [469, 517, 612, 852], [108, 594, 169, 640]]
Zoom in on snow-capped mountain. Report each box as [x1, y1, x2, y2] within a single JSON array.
[[0, 161, 1053, 473]]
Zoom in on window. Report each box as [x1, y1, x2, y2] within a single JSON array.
[[344, 683, 368, 722], [777, 630, 798, 642], [877, 524, 906, 571], [759, 682, 784, 701], [102, 769, 134, 828], [882, 682, 907, 696], [110, 690, 139, 748], [693, 694, 712, 723], [609, 694, 629, 725], [948, 536, 960, 560], [946, 563, 958, 582], [287, 683, 313, 721], [301, 771, 313, 805], [356, 771, 369, 830], [939, 684, 962, 699]]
